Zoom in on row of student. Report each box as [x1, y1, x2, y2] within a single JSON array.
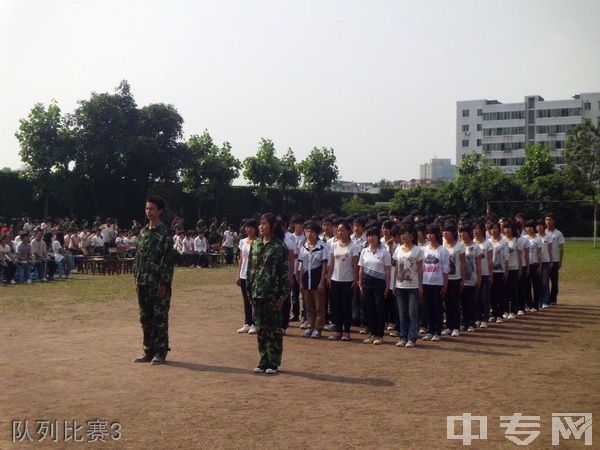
[[233, 212, 564, 348], [172, 225, 239, 267]]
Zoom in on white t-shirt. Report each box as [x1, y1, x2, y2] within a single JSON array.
[[330, 240, 360, 282], [505, 237, 520, 271], [194, 236, 207, 253], [527, 235, 542, 265], [491, 239, 509, 273], [517, 236, 530, 267], [393, 244, 423, 289], [422, 245, 450, 286], [222, 230, 237, 248], [546, 229, 565, 262], [115, 236, 124, 246], [463, 242, 482, 286], [183, 237, 194, 253], [100, 226, 113, 243], [51, 240, 64, 262], [476, 239, 493, 277], [359, 244, 392, 284], [351, 233, 367, 249], [445, 241, 466, 281], [91, 235, 104, 248], [297, 240, 328, 289], [238, 238, 253, 279], [539, 233, 553, 263]]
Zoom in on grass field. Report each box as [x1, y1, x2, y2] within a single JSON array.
[[1, 240, 599, 449]]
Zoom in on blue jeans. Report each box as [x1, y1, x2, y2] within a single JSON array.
[[395, 288, 419, 342], [539, 262, 550, 307]]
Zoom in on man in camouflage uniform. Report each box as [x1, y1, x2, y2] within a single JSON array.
[[132, 196, 175, 365], [246, 223, 290, 374]]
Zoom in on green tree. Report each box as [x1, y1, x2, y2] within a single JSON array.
[[516, 143, 555, 186], [564, 119, 600, 244], [181, 131, 241, 216], [15, 101, 75, 216], [455, 151, 523, 214], [243, 138, 282, 211], [276, 148, 300, 212], [73, 80, 139, 214]]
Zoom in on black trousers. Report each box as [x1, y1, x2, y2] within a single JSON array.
[[330, 280, 353, 332], [460, 285, 477, 328], [549, 262, 559, 304], [239, 279, 253, 325], [517, 268, 529, 312], [2, 261, 16, 283], [424, 284, 443, 335], [290, 275, 301, 320], [528, 264, 541, 309], [506, 270, 519, 314], [490, 272, 506, 318], [444, 279, 462, 330], [363, 286, 386, 338]]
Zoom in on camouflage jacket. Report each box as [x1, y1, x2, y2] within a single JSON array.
[[246, 238, 290, 303], [133, 222, 175, 287]]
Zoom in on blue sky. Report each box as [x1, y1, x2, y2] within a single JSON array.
[[1, 0, 599, 182]]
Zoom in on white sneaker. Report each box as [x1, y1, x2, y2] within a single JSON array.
[[431, 334, 441, 341], [451, 329, 460, 337], [419, 327, 427, 335], [237, 324, 251, 333], [389, 330, 400, 337], [265, 368, 278, 374], [26, 279, 32, 284], [42, 277, 48, 282], [541, 304, 549, 309], [422, 333, 433, 341], [10, 280, 16, 285], [254, 367, 265, 373], [441, 328, 451, 336], [459, 326, 466, 332], [303, 328, 313, 337], [479, 321, 488, 328], [496, 318, 503, 323], [467, 326, 476, 332], [310, 329, 321, 339], [386, 324, 396, 330], [300, 322, 308, 329], [248, 325, 257, 334], [71, 269, 78, 274], [517, 310, 525, 316], [396, 339, 407, 347], [404, 341, 416, 348], [508, 313, 517, 320], [502, 313, 509, 319]]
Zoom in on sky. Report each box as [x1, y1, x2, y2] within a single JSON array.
[[1, 0, 599, 183]]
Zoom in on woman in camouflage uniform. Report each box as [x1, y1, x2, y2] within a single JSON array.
[[246, 213, 290, 374]]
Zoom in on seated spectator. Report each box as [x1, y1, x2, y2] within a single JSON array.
[[31, 229, 57, 281], [91, 229, 105, 255], [79, 227, 93, 256], [51, 231, 71, 279], [182, 231, 196, 266], [0, 233, 17, 284], [194, 231, 209, 268], [122, 231, 137, 256], [15, 233, 43, 283]]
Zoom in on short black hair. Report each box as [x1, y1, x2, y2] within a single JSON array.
[[304, 221, 322, 235], [365, 226, 381, 240], [146, 195, 166, 216], [426, 224, 442, 243]]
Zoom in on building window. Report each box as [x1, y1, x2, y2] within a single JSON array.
[[462, 109, 469, 117], [476, 139, 482, 146], [477, 124, 482, 131], [462, 139, 469, 147], [584, 101, 591, 110], [462, 124, 469, 132], [477, 108, 482, 116]]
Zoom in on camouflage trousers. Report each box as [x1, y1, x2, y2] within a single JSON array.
[[253, 299, 283, 369], [137, 285, 171, 358]]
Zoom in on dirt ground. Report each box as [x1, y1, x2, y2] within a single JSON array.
[[1, 267, 599, 449]]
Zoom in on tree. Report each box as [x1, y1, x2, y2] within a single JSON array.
[[243, 138, 282, 211], [516, 143, 555, 186], [15, 101, 75, 216], [564, 119, 600, 245], [181, 131, 241, 215], [299, 147, 339, 209], [276, 148, 300, 212], [455, 151, 523, 214], [298, 147, 338, 190], [72, 80, 139, 214]]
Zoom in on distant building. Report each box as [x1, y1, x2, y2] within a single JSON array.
[[331, 181, 381, 194], [391, 179, 440, 190], [456, 91, 600, 173], [419, 158, 455, 181]]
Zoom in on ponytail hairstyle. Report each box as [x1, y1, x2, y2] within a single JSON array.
[[260, 213, 285, 241]]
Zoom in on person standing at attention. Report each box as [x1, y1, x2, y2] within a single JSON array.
[[132, 196, 175, 365], [246, 213, 290, 374]]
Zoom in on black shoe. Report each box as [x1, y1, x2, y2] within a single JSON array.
[[151, 355, 166, 365], [133, 355, 153, 363]]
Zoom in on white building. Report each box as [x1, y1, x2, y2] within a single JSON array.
[[420, 157, 455, 181], [456, 92, 600, 172]]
